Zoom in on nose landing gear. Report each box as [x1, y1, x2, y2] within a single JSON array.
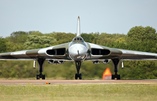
[[75, 61, 82, 79]]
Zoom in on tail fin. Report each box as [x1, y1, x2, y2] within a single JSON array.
[[76, 16, 81, 36]]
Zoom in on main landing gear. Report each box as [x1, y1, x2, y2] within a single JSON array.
[[36, 58, 45, 80], [112, 58, 120, 80], [75, 61, 82, 80], [35, 58, 120, 80]]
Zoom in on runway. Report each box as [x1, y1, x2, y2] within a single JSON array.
[[0, 79, 157, 85]]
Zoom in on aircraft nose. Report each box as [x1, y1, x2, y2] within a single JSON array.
[[69, 44, 88, 60]]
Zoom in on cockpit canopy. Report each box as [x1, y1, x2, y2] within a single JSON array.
[[72, 37, 84, 42]]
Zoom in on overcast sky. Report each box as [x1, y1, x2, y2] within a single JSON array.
[[0, 0, 157, 37]]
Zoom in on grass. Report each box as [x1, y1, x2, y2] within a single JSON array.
[[0, 84, 157, 101]]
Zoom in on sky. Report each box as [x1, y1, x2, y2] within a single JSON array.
[[0, 0, 157, 37]]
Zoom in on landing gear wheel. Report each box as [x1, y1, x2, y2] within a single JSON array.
[[112, 74, 120, 80], [79, 74, 82, 79], [75, 73, 82, 80], [75, 74, 78, 79], [36, 74, 45, 80], [42, 75, 45, 80]]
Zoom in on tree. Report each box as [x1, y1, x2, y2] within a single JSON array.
[[128, 26, 157, 41], [0, 37, 7, 52], [81, 33, 95, 43], [28, 31, 42, 36], [5, 31, 28, 51], [127, 26, 157, 52], [1, 29, 157, 79], [9, 31, 28, 43], [24, 34, 56, 49], [52, 32, 75, 44]]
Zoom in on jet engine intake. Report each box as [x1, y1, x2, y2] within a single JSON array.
[[91, 48, 110, 55], [46, 48, 66, 55]]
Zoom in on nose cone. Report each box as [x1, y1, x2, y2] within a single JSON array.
[[69, 44, 88, 60]]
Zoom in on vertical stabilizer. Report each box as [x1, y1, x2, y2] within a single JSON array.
[[77, 16, 81, 36]]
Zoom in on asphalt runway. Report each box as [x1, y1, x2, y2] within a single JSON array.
[[0, 79, 157, 85]]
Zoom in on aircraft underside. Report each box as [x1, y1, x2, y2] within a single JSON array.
[[35, 58, 121, 80]]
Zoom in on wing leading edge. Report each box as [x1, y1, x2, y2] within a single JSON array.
[[87, 42, 157, 60], [0, 43, 70, 60], [119, 49, 157, 59]]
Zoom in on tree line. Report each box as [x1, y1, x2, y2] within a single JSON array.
[[0, 26, 157, 79]]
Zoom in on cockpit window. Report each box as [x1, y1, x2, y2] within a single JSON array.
[[73, 37, 84, 42]]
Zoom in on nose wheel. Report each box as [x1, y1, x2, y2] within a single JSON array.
[[75, 73, 82, 79], [75, 61, 82, 80]]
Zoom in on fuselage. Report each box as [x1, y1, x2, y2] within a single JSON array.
[[68, 16, 89, 61], [68, 36, 89, 61]]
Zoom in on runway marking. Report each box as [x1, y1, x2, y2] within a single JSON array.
[[0, 80, 157, 85]]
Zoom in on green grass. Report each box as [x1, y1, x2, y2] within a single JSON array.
[[0, 84, 157, 101]]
